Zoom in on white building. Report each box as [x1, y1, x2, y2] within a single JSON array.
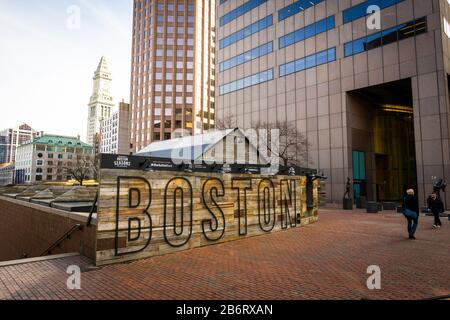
[[15, 135, 94, 184], [86, 56, 114, 147], [100, 102, 131, 155]]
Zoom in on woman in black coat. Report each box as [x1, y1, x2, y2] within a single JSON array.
[[402, 189, 419, 239]]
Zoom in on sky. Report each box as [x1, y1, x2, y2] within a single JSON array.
[[0, 0, 133, 142]]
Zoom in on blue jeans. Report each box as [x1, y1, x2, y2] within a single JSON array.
[[406, 216, 418, 237]]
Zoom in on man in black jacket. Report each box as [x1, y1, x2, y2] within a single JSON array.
[[427, 192, 443, 228]]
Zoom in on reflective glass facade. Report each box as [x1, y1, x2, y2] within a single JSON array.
[[219, 42, 273, 72], [220, 0, 267, 26], [343, 0, 405, 24], [279, 16, 335, 49], [344, 17, 427, 57], [278, 0, 325, 21], [280, 48, 336, 77], [219, 15, 272, 49], [219, 69, 273, 95]]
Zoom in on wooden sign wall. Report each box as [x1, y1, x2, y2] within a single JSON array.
[[96, 169, 319, 266]]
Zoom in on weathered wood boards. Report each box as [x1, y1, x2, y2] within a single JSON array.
[[96, 169, 319, 266]]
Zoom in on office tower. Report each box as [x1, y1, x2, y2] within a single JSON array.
[[216, 0, 450, 205], [130, 0, 216, 153]]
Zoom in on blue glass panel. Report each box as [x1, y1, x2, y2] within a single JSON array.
[[343, 0, 405, 24], [343, 17, 427, 57], [280, 65, 286, 77], [220, 0, 268, 26], [279, 16, 335, 49], [219, 69, 273, 95], [295, 58, 305, 72], [316, 50, 328, 65], [278, 0, 325, 22], [279, 48, 337, 78], [328, 48, 336, 62], [219, 15, 272, 49], [219, 41, 273, 72]]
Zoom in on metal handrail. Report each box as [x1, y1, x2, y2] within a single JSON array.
[[40, 224, 82, 256], [86, 190, 99, 227]]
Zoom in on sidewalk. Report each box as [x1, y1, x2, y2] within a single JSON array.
[[0, 208, 449, 300]]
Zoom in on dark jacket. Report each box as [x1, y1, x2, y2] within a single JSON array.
[[403, 195, 419, 217], [427, 196, 444, 214]]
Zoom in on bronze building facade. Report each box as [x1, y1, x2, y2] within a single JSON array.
[[130, 0, 216, 153], [215, 0, 450, 206]]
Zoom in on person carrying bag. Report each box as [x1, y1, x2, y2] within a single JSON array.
[[402, 189, 419, 240]]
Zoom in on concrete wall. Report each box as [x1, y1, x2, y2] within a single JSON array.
[[0, 196, 96, 262]]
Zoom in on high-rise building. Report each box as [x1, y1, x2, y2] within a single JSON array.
[[130, 0, 216, 153], [0, 123, 42, 164], [100, 101, 131, 155], [87, 56, 114, 147], [215, 0, 450, 205]]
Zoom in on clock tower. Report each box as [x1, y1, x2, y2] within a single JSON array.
[[86, 56, 114, 146]]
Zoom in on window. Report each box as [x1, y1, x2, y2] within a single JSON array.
[[219, 15, 273, 49], [219, 42, 273, 72], [220, 0, 268, 26], [343, 0, 405, 24], [48, 153, 53, 158], [279, 48, 336, 77], [219, 69, 273, 95], [278, 0, 325, 21], [279, 16, 335, 49], [344, 17, 427, 57]]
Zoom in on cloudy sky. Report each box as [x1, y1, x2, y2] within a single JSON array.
[[0, 0, 133, 142]]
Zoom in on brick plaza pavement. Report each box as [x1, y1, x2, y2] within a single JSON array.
[[0, 208, 449, 300]]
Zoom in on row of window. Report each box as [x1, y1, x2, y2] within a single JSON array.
[[344, 17, 427, 57], [219, 42, 273, 72], [280, 16, 335, 49], [219, 15, 273, 49], [278, 0, 325, 22], [343, 0, 405, 24], [280, 48, 336, 77], [219, 69, 273, 95], [220, 0, 267, 26]]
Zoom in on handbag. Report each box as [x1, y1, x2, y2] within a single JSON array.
[[403, 208, 417, 219]]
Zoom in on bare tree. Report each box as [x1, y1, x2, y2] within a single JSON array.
[[252, 120, 310, 168], [64, 158, 97, 186], [215, 114, 237, 130]]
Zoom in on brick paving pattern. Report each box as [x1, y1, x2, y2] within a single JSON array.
[[0, 208, 449, 300]]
